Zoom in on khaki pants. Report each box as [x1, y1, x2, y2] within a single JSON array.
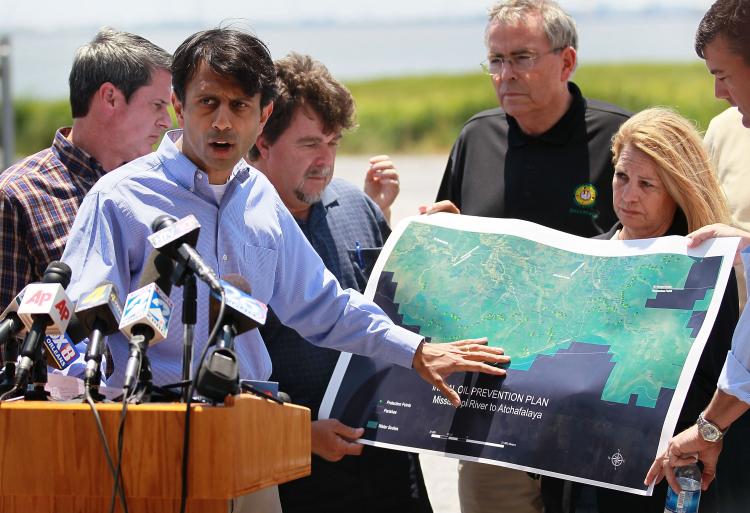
[[458, 461, 543, 513], [231, 485, 282, 513]]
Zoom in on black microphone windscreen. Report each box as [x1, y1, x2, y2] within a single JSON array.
[[151, 214, 176, 234], [139, 250, 175, 296], [209, 274, 250, 329], [42, 261, 72, 288], [209, 274, 266, 334], [65, 313, 88, 343], [223, 275, 251, 295]]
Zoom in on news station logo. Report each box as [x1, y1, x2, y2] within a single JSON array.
[[44, 333, 80, 370]]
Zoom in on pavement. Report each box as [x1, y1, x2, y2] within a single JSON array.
[[335, 154, 462, 513], [334, 154, 448, 226]]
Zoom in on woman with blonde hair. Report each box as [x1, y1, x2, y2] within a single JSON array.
[[607, 106, 730, 240], [545, 107, 739, 513]]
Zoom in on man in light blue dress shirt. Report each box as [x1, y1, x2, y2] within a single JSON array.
[[62, 29, 508, 408], [645, 0, 750, 495]]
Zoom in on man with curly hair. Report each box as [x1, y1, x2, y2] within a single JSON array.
[[249, 52, 431, 513]]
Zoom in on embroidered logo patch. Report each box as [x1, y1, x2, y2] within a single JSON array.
[[574, 184, 597, 207]]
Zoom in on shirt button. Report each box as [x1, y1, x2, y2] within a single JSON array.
[[197, 172, 203, 180], [222, 255, 228, 261]]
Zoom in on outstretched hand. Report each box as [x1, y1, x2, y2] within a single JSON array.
[[412, 338, 509, 407]]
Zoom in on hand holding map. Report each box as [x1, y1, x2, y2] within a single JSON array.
[[688, 223, 750, 265]]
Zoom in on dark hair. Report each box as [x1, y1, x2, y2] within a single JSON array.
[[171, 28, 277, 107], [696, 0, 750, 65], [248, 53, 355, 160], [69, 27, 171, 118]]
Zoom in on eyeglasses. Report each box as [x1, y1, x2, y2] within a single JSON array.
[[481, 47, 566, 75]]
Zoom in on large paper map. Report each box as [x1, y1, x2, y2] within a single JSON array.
[[320, 214, 737, 494]]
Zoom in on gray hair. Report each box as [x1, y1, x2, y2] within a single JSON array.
[[486, 0, 578, 51], [69, 27, 172, 118]]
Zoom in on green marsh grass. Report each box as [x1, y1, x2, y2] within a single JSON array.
[[341, 62, 727, 153], [9, 63, 728, 157]]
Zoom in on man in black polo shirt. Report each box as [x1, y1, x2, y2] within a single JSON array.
[[432, 0, 628, 238], [427, 1, 629, 512]]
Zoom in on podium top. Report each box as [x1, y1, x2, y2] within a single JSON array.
[[0, 394, 311, 501]]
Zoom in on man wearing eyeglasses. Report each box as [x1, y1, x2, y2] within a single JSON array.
[[426, 1, 630, 513], [429, 0, 628, 239]]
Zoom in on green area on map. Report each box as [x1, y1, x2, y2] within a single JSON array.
[[384, 222, 714, 407]]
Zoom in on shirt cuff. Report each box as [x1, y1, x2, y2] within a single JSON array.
[[383, 325, 424, 368], [741, 246, 750, 296], [718, 351, 750, 405]]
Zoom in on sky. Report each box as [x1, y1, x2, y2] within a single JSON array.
[[0, 0, 716, 31]]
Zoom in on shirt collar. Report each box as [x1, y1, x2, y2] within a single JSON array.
[[319, 183, 340, 209], [157, 129, 250, 193], [508, 82, 586, 147], [51, 127, 107, 185], [298, 182, 340, 229]]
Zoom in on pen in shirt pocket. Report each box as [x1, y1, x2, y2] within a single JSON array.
[[355, 240, 365, 269]]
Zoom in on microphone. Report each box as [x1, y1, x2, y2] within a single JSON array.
[[43, 314, 86, 370], [140, 249, 176, 294], [0, 290, 85, 386], [76, 282, 123, 383], [0, 287, 27, 347], [0, 287, 26, 392], [195, 346, 240, 403], [148, 214, 222, 294], [14, 261, 74, 388], [196, 276, 266, 403], [209, 275, 267, 345], [119, 252, 174, 391]]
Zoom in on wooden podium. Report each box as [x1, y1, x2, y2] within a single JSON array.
[[0, 394, 310, 512]]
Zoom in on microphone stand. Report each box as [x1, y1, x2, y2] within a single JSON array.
[[181, 274, 196, 402], [216, 324, 237, 350], [133, 354, 154, 403], [123, 333, 154, 403], [195, 320, 240, 404], [132, 258, 191, 404], [84, 323, 108, 402], [25, 343, 49, 401], [0, 339, 18, 393]]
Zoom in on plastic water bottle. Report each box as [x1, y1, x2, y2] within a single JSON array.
[[664, 463, 701, 513]]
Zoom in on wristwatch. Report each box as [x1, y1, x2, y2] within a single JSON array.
[[696, 412, 726, 442]]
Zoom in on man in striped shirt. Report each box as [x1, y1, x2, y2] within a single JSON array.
[[0, 28, 171, 308]]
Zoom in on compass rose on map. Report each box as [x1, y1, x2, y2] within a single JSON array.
[[608, 449, 625, 468]]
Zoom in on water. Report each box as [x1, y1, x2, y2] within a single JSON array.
[[4, 11, 708, 100], [664, 465, 702, 513]]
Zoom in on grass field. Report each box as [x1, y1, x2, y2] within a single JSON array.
[[341, 62, 728, 154], [11, 62, 729, 157]]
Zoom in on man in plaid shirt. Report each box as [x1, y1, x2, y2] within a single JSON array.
[[0, 28, 171, 308]]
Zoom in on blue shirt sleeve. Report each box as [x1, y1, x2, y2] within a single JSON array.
[[718, 247, 750, 404], [62, 190, 144, 306], [266, 198, 423, 369]]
